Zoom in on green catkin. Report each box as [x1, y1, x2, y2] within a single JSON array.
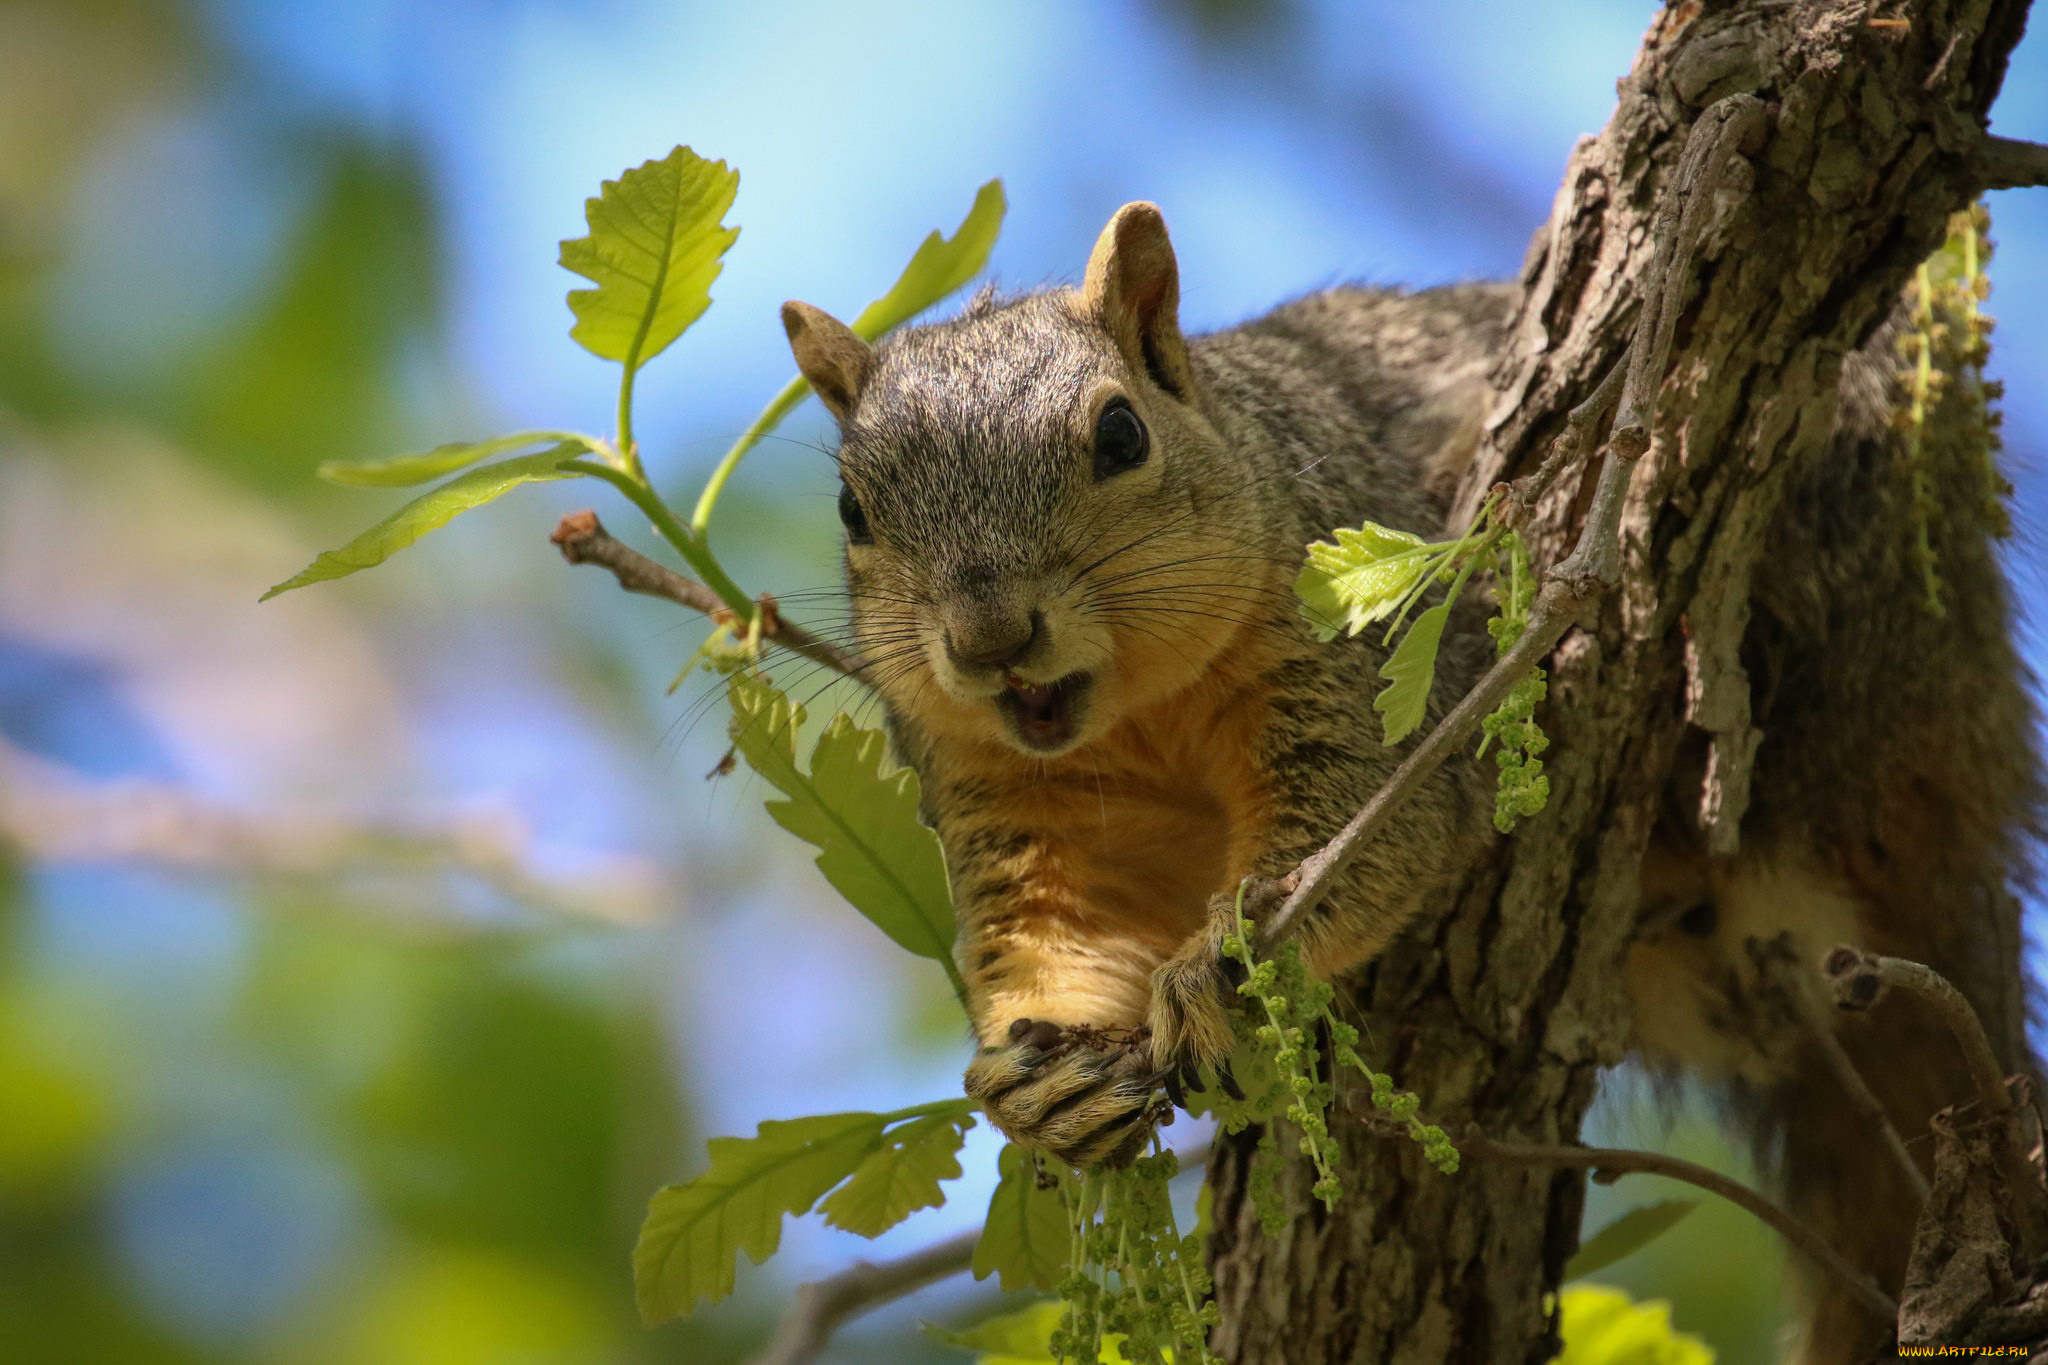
[[1247, 1132, 1286, 1236], [1054, 1153, 1220, 1365], [1326, 1018, 1459, 1174], [1478, 529, 1550, 833], [1052, 1173, 1103, 1365], [1895, 202, 2011, 618], [1219, 894, 1343, 1211], [1214, 884, 1460, 1231], [1956, 207, 2011, 538], [1900, 257, 1948, 615]]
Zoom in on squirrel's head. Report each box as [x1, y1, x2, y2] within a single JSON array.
[[783, 202, 1267, 759]]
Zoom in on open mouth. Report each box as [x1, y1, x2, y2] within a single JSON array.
[[998, 672, 1091, 751]]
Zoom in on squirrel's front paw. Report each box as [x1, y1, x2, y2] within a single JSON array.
[[964, 1021, 1157, 1169], [1147, 923, 1243, 1092]]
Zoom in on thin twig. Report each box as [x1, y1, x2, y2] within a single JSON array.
[[1749, 935, 1928, 1202], [1504, 359, 1627, 523], [1456, 1131, 1899, 1323], [1976, 135, 2048, 191], [550, 510, 862, 677], [1799, 1011, 1933, 1203], [1260, 571, 1594, 943], [1923, 30, 1963, 90], [746, 1229, 979, 1365], [1611, 95, 1769, 457], [1262, 95, 1769, 946]]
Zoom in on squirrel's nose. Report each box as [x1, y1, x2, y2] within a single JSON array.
[[945, 610, 1043, 670]]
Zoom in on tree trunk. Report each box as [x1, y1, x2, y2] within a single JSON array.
[[1205, 2, 2033, 1360]]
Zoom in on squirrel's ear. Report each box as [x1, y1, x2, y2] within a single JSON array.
[[1079, 202, 1195, 400], [782, 301, 872, 425]]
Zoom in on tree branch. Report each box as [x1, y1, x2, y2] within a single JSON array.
[[746, 1229, 979, 1365], [0, 738, 667, 925], [1455, 1132, 1900, 1324], [550, 510, 863, 678], [1976, 135, 2048, 191], [1262, 95, 1769, 947], [1259, 569, 1593, 944]]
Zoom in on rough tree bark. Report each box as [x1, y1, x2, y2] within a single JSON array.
[[1205, 3, 2034, 1361]]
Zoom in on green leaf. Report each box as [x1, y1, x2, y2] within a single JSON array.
[[850, 179, 1006, 342], [926, 1301, 1064, 1362], [972, 1142, 1072, 1294], [1295, 521, 1433, 642], [1566, 1201, 1698, 1281], [820, 1105, 976, 1238], [927, 1301, 1135, 1365], [318, 431, 594, 487], [726, 675, 962, 999], [1374, 601, 1450, 745], [261, 447, 584, 600], [633, 1111, 889, 1324], [1555, 1285, 1714, 1365], [560, 146, 740, 372]]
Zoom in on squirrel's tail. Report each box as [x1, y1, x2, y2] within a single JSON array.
[[1626, 211, 2040, 1364]]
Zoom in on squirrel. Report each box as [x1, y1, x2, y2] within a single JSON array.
[[781, 202, 2037, 1364]]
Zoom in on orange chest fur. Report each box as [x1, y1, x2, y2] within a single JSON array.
[[939, 647, 1283, 946]]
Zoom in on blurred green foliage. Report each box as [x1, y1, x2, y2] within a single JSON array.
[[185, 140, 442, 492], [0, 848, 707, 1363], [0, 4, 733, 1361]]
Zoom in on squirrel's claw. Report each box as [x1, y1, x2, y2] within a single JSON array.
[[965, 1032, 1155, 1169], [1155, 1058, 1213, 1115], [1161, 1065, 1186, 1110]]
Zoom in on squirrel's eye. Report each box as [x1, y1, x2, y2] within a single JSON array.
[[1092, 399, 1149, 480], [838, 484, 872, 545]]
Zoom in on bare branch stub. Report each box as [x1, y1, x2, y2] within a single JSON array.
[[1824, 947, 2018, 1126], [1976, 135, 2048, 191], [550, 510, 863, 678]]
